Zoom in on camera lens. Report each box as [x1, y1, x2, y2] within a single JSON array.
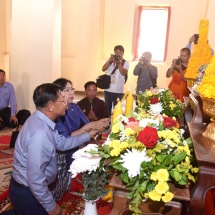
[[114, 55, 120, 61]]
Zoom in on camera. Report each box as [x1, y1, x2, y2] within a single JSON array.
[[175, 57, 182, 65], [113, 54, 120, 61], [194, 34, 199, 44], [140, 56, 148, 64]]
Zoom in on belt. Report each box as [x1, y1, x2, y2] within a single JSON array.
[[11, 177, 29, 189]]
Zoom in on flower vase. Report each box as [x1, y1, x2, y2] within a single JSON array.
[[82, 199, 98, 215], [201, 97, 215, 141]]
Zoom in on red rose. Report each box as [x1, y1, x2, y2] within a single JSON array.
[[128, 117, 136, 122], [137, 126, 158, 148], [150, 97, 159, 104], [163, 117, 178, 128]]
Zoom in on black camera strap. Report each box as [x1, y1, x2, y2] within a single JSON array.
[[110, 59, 125, 75]]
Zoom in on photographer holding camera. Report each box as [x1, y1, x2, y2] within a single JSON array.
[[133, 51, 158, 94], [102, 45, 129, 115], [166, 47, 191, 102]]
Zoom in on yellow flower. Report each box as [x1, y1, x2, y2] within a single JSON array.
[[120, 141, 128, 150], [188, 173, 196, 183], [146, 90, 153, 97], [198, 54, 215, 98], [125, 127, 134, 136], [191, 167, 199, 173], [177, 145, 190, 156], [109, 140, 120, 149], [162, 191, 174, 203], [185, 19, 212, 79], [156, 169, 169, 182], [150, 172, 157, 181], [111, 124, 120, 133], [148, 190, 161, 201], [169, 101, 176, 110], [110, 148, 121, 156], [155, 181, 169, 194]]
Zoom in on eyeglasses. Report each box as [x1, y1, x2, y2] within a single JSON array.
[[63, 88, 75, 93], [53, 100, 68, 105]]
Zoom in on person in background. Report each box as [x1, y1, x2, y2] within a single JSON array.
[[102, 45, 129, 115], [186, 34, 214, 56], [50, 78, 109, 201], [6, 83, 109, 215], [0, 69, 18, 130], [166, 47, 191, 102], [133, 51, 158, 94], [77, 81, 109, 121], [0, 69, 30, 132]]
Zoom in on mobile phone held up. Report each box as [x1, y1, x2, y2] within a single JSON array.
[[194, 34, 199, 44]]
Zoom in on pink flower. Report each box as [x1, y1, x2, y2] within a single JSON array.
[[125, 121, 140, 133]]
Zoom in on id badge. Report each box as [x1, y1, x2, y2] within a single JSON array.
[[111, 76, 116, 83]]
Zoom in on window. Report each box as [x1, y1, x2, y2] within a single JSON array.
[[133, 6, 170, 62]]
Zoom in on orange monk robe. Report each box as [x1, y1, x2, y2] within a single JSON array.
[[168, 69, 189, 102]]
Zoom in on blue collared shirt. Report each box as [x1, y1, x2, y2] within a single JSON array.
[[0, 82, 17, 116], [12, 110, 90, 212]]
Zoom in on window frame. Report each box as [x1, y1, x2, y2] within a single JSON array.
[[133, 6, 171, 63]]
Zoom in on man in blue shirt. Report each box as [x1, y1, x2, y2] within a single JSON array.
[[5, 83, 109, 215], [0, 69, 18, 130]]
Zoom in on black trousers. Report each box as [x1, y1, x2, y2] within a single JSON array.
[[0, 107, 17, 130], [4, 178, 49, 215], [0, 108, 31, 131], [104, 91, 123, 116]]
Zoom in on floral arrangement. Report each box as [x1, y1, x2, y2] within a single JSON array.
[[136, 88, 185, 118], [185, 19, 212, 79], [96, 111, 198, 214], [198, 54, 215, 99], [68, 144, 113, 201]]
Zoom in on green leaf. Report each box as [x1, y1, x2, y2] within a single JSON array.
[[154, 165, 167, 171], [156, 154, 165, 163], [140, 161, 153, 170], [173, 152, 186, 164], [146, 181, 154, 192], [109, 133, 118, 139], [139, 170, 145, 178], [139, 180, 148, 191], [120, 172, 129, 184], [172, 170, 183, 182], [178, 177, 188, 185], [164, 155, 172, 166]]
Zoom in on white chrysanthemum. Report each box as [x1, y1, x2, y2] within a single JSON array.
[[103, 137, 111, 145], [139, 118, 159, 128], [150, 103, 163, 114], [119, 148, 152, 178], [119, 114, 129, 124], [180, 129, 185, 135], [118, 130, 127, 141], [69, 156, 101, 178], [72, 144, 98, 159], [133, 112, 138, 116], [158, 88, 165, 92]]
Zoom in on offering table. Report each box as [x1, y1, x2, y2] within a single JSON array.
[[109, 174, 190, 215]]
